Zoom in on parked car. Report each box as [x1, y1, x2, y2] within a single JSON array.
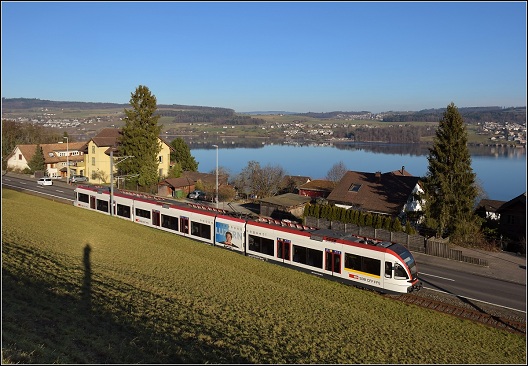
[[197, 193, 211, 201], [188, 190, 204, 199], [69, 175, 88, 183], [37, 177, 53, 186]]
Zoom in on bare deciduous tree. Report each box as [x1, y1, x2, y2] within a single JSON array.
[[326, 161, 348, 186], [234, 160, 286, 199]]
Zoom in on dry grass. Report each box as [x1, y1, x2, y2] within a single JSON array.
[[2, 188, 525, 364]]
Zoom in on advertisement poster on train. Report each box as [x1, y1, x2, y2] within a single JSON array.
[[215, 221, 242, 250]]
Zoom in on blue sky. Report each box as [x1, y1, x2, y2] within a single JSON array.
[[1, 1, 526, 113]]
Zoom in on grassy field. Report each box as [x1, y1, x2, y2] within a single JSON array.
[[2, 188, 525, 364]]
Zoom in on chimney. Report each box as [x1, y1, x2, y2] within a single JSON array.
[[375, 171, 381, 183], [401, 166, 405, 175]]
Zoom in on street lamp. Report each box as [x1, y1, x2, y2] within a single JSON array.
[[212, 144, 219, 208], [63, 136, 69, 183]]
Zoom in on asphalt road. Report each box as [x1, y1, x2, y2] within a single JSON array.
[[2, 172, 525, 314]]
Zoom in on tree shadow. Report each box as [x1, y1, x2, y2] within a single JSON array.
[[81, 244, 91, 310], [419, 277, 524, 333], [2, 240, 252, 364]]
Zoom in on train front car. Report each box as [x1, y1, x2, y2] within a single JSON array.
[[379, 242, 422, 294]]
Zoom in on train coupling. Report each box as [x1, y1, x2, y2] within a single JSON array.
[[407, 279, 423, 293]]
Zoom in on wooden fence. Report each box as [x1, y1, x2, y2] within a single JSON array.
[[304, 216, 488, 267]]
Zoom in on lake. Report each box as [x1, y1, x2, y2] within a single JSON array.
[[190, 142, 526, 202]]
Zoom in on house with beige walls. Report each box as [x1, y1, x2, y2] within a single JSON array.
[[81, 128, 172, 185], [6, 142, 86, 178]]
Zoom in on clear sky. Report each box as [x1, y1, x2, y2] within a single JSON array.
[[1, 1, 526, 113]]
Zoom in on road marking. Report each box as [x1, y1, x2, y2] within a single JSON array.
[[423, 286, 526, 313], [420, 272, 455, 281], [2, 183, 73, 203]]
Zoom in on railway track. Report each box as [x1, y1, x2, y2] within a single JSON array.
[[390, 293, 526, 336]]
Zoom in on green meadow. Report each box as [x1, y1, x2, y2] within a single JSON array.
[[2, 188, 525, 364]]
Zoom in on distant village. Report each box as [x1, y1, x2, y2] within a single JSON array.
[[3, 107, 527, 146]]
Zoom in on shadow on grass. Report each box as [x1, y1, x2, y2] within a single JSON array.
[[1, 241, 251, 364]]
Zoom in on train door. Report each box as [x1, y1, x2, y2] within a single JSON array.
[[325, 249, 342, 275], [152, 210, 160, 227], [90, 196, 96, 210], [180, 216, 189, 234], [277, 238, 291, 262]]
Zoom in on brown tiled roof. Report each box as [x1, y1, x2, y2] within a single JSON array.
[[12, 142, 87, 164], [159, 176, 195, 188], [477, 199, 507, 213], [87, 128, 174, 154], [390, 166, 413, 176], [496, 192, 526, 213], [91, 128, 122, 147], [259, 193, 311, 208], [298, 179, 334, 192], [281, 175, 312, 187], [326, 170, 421, 216]]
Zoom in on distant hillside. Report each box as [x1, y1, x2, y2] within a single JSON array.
[[1, 97, 234, 113], [2, 98, 525, 125], [295, 106, 526, 125], [1, 98, 266, 126]]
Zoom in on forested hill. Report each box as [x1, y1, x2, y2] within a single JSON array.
[[298, 106, 526, 125], [1, 98, 265, 125], [1, 97, 234, 114]]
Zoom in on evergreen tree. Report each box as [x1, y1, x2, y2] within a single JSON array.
[[364, 213, 373, 227], [422, 102, 480, 242], [28, 144, 45, 173], [383, 216, 392, 230], [167, 161, 183, 178], [170, 137, 198, 172], [374, 215, 383, 229], [118, 85, 162, 188], [392, 217, 403, 232]]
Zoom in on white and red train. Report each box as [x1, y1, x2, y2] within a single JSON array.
[[73, 185, 422, 294]]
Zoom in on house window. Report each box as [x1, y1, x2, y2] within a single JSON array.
[[158, 155, 163, 163], [349, 183, 362, 192], [92, 146, 95, 154], [92, 157, 95, 166], [159, 168, 163, 176], [18, 154, 22, 160]]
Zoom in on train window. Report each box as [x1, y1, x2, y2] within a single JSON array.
[[117, 204, 131, 218], [293, 245, 323, 268], [161, 214, 179, 231], [96, 199, 109, 213], [385, 262, 392, 278], [78, 193, 89, 203], [344, 253, 381, 276], [190, 222, 211, 240], [248, 234, 274, 256], [135, 208, 151, 219], [394, 263, 408, 279]]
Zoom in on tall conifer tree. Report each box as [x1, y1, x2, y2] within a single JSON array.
[[28, 144, 45, 173], [118, 85, 162, 188], [422, 102, 480, 242], [170, 137, 198, 172]]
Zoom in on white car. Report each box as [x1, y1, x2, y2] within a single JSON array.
[[188, 190, 204, 199], [37, 177, 53, 186]]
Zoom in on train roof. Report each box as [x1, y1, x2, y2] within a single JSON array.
[[75, 185, 408, 252]]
